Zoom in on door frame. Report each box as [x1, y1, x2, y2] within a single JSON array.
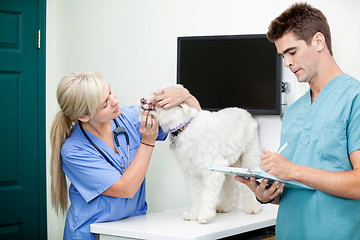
[[38, 0, 47, 238]]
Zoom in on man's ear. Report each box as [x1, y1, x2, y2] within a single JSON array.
[[78, 115, 90, 123], [312, 32, 326, 52]]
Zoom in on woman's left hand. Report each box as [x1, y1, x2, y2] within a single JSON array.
[[153, 88, 190, 109]]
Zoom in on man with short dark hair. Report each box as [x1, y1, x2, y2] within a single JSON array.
[[236, 3, 360, 239]]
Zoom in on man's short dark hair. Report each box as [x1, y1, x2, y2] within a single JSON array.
[[267, 2, 333, 55]]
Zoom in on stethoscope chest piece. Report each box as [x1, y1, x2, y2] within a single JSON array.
[[113, 121, 130, 167]]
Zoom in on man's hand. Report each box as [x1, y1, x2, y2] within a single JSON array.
[[261, 148, 298, 181], [235, 176, 284, 203]]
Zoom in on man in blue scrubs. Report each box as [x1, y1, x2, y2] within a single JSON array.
[[236, 3, 360, 239]]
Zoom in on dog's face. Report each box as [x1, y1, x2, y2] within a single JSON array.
[[140, 97, 156, 111], [139, 83, 198, 132], [139, 98, 197, 133]]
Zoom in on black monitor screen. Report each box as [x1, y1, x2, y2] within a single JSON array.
[[177, 34, 281, 115]]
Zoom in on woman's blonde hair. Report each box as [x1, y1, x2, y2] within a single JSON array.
[[50, 72, 103, 214]]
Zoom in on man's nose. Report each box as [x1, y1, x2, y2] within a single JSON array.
[[284, 56, 293, 68]]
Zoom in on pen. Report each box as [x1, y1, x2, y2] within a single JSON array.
[[277, 142, 289, 153]]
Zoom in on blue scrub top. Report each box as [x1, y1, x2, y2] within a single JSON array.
[[277, 74, 360, 240], [61, 105, 167, 240]]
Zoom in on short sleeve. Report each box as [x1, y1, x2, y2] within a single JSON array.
[[348, 93, 360, 155], [61, 140, 121, 203]]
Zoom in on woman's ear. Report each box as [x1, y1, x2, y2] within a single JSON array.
[[78, 115, 90, 123]]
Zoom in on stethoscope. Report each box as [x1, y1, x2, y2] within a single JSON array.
[[79, 118, 130, 173]]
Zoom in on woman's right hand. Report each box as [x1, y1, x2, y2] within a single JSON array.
[[103, 111, 158, 198], [139, 111, 158, 145]]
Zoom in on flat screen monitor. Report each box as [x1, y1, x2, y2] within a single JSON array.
[[177, 34, 282, 115]]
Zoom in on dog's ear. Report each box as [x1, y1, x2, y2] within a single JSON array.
[[179, 103, 191, 114]]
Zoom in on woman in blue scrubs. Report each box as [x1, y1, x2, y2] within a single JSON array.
[[236, 3, 360, 240], [50, 72, 200, 240]]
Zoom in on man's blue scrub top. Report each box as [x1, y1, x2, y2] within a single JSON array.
[[61, 105, 167, 240], [277, 74, 360, 240]]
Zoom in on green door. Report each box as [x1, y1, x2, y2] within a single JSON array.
[[0, 0, 46, 239]]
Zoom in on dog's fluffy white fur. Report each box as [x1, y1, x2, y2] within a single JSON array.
[[140, 84, 262, 223]]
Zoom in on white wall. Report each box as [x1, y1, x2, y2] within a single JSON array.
[[46, 0, 360, 239]]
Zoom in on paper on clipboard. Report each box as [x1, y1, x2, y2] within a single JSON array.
[[207, 164, 314, 190]]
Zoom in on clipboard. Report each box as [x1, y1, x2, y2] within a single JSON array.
[[207, 164, 314, 190]]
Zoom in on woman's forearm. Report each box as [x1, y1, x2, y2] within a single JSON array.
[[102, 144, 154, 198]]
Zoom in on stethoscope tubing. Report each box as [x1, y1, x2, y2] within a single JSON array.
[[78, 118, 130, 174]]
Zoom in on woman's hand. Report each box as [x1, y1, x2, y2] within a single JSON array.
[[139, 111, 158, 145], [103, 111, 158, 198], [153, 88, 191, 109]]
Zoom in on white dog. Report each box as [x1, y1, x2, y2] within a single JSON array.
[[140, 85, 262, 223]]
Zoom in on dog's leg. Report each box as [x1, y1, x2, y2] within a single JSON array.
[[183, 176, 200, 221], [240, 184, 262, 214], [216, 175, 238, 213], [238, 122, 262, 214], [183, 172, 207, 221], [197, 171, 226, 224], [240, 122, 262, 169]]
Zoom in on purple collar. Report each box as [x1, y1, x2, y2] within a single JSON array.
[[169, 117, 193, 133]]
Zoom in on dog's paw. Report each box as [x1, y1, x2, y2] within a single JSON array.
[[244, 201, 262, 214], [183, 210, 197, 221], [216, 205, 232, 213], [197, 217, 210, 224], [197, 210, 216, 224]]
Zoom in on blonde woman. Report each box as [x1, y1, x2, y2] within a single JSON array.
[[50, 72, 200, 240]]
